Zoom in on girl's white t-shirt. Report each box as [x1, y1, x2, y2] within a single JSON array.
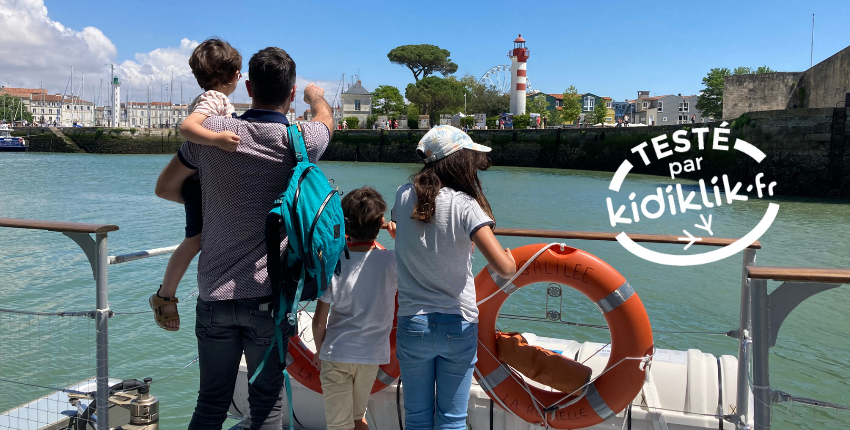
[[391, 183, 494, 322], [318, 249, 397, 365]]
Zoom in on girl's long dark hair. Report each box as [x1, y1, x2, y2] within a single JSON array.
[[411, 149, 494, 224]]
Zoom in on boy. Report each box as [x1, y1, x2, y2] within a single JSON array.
[[312, 187, 398, 430], [149, 37, 242, 331]]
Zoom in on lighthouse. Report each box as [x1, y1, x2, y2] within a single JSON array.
[[112, 76, 121, 127], [509, 34, 529, 115]]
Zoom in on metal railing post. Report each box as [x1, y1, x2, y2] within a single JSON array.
[[95, 232, 109, 430], [735, 248, 756, 429], [751, 278, 771, 430]]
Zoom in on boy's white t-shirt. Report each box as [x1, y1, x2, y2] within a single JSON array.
[[391, 183, 494, 322], [189, 90, 235, 117], [318, 249, 398, 365]]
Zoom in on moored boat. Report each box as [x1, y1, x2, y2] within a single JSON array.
[[0, 124, 28, 152]]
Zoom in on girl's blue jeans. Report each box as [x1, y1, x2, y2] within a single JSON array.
[[396, 312, 478, 430]]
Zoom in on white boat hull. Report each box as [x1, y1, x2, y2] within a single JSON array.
[[231, 328, 753, 430]]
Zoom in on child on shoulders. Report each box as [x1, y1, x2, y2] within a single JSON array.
[[312, 187, 398, 430], [149, 37, 243, 331]]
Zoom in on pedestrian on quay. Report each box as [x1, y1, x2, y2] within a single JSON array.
[[624, 114, 630, 127], [388, 125, 516, 430], [691, 114, 696, 123], [155, 46, 334, 430]]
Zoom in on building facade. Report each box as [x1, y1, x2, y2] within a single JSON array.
[[340, 81, 372, 127], [632, 91, 709, 125]]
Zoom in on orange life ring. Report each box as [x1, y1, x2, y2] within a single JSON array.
[[474, 243, 653, 428], [286, 242, 401, 395]]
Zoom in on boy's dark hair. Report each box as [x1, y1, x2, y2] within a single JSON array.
[[188, 38, 242, 91], [341, 187, 387, 242], [248, 47, 296, 108]]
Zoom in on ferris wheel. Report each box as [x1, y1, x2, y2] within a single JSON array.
[[479, 65, 533, 95]]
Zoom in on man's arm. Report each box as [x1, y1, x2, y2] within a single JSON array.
[[155, 155, 197, 203], [304, 83, 333, 139]]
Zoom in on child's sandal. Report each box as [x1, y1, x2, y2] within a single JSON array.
[[149, 293, 180, 332]]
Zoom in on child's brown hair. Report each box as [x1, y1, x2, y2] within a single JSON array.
[[188, 38, 242, 91], [341, 187, 387, 242]]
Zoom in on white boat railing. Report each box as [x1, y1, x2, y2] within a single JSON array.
[[1, 217, 849, 430]]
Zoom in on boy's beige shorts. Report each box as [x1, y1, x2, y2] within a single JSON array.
[[320, 360, 380, 430]]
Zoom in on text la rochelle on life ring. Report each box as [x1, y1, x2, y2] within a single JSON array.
[[606, 122, 779, 266]]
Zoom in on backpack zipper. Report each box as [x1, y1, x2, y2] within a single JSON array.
[[290, 166, 315, 255], [306, 189, 339, 266]]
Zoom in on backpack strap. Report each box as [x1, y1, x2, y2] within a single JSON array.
[[287, 124, 308, 165]]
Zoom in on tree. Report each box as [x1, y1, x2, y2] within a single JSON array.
[[457, 74, 510, 117], [372, 85, 405, 115], [696, 68, 731, 120], [526, 94, 551, 115], [1, 94, 35, 124], [404, 76, 464, 116], [343, 117, 360, 129], [697, 66, 776, 120], [592, 98, 608, 125], [561, 86, 582, 125], [388, 44, 458, 81]]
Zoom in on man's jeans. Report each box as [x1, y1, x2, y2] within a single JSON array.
[[188, 297, 287, 430], [396, 313, 478, 430]]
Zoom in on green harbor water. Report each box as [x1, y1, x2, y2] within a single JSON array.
[[1, 152, 849, 429]]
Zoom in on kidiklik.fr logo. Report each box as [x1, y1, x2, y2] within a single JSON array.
[[606, 121, 780, 266]]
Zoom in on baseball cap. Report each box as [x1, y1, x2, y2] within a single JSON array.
[[416, 125, 492, 163]]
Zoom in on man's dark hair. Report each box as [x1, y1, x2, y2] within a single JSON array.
[[248, 47, 296, 108], [188, 38, 242, 91], [341, 187, 387, 242]]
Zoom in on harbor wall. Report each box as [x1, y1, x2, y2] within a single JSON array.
[[327, 108, 850, 198], [16, 108, 850, 198]]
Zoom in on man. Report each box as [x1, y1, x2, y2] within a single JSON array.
[[155, 47, 334, 430]]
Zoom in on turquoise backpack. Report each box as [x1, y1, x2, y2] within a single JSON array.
[[251, 123, 347, 429]]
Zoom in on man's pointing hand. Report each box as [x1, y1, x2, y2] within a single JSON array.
[[304, 83, 325, 105]]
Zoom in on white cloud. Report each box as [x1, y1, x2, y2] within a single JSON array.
[[0, 0, 116, 95], [117, 38, 205, 105], [0, 0, 341, 110]]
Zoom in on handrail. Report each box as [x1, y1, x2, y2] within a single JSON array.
[[380, 223, 761, 249], [493, 227, 762, 249], [747, 266, 850, 284], [0, 217, 119, 234]]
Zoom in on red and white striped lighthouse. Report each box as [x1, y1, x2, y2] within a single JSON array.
[[509, 34, 529, 115]]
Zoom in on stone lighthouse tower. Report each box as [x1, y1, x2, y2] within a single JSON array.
[[509, 34, 529, 115], [111, 76, 121, 127]]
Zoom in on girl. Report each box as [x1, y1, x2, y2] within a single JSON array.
[[389, 125, 516, 430]]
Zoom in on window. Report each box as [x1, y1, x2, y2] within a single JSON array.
[[33, 109, 36, 113], [663, 117, 668, 122], [605, 102, 612, 109], [354, 99, 361, 111], [583, 96, 594, 111], [678, 114, 689, 124], [642, 102, 648, 109], [606, 117, 612, 122], [679, 102, 689, 112], [657, 101, 663, 112], [556, 100, 562, 107]]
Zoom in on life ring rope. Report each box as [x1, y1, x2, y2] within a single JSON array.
[[476, 242, 567, 306], [475, 335, 654, 419]]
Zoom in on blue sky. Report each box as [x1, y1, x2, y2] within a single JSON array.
[[4, 0, 849, 104]]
